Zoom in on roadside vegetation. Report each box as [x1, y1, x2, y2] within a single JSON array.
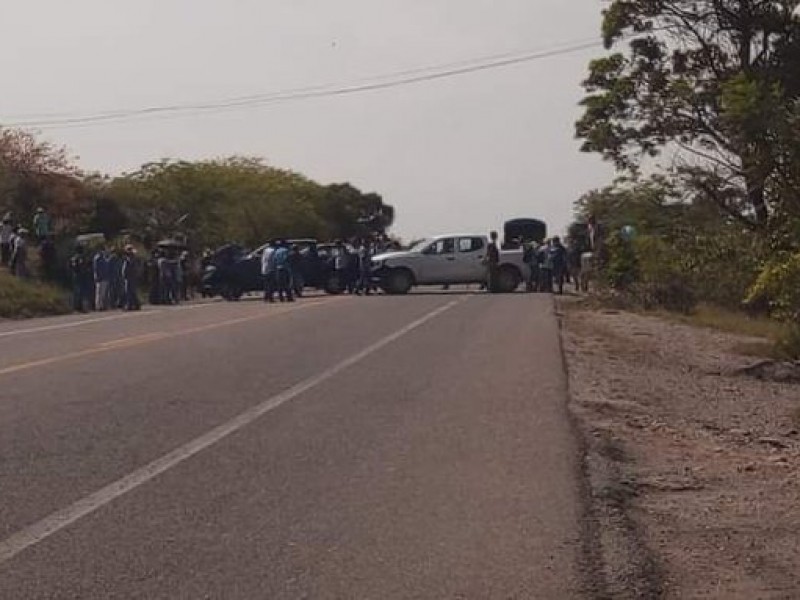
[[574, 1, 800, 359], [0, 270, 69, 319]]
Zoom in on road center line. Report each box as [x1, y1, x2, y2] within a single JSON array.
[[0, 297, 464, 565], [0, 299, 335, 378]]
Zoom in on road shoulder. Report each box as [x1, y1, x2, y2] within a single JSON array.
[[558, 298, 800, 598]]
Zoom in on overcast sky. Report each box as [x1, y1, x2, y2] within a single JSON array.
[[0, 0, 613, 239]]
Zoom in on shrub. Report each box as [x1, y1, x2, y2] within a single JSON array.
[[746, 251, 800, 320]]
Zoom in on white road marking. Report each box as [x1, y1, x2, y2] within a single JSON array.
[[0, 301, 221, 339], [0, 298, 464, 564]]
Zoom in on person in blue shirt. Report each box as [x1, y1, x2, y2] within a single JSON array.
[[272, 240, 294, 302]]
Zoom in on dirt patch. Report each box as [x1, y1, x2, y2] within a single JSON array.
[[559, 299, 800, 598]]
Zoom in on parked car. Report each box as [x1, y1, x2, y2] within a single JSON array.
[[370, 233, 527, 294]]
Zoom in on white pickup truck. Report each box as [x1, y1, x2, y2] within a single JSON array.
[[371, 234, 528, 294]]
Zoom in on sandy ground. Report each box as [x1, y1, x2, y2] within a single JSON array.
[[559, 299, 800, 599]]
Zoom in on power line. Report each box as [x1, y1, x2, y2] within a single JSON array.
[[4, 38, 602, 130]]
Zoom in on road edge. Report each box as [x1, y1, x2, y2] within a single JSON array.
[[554, 298, 665, 599]]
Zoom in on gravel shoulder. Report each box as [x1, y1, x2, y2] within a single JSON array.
[[559, 298, 800, 599]]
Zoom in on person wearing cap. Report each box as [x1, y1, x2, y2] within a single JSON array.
[[32, 207, 51, 244]]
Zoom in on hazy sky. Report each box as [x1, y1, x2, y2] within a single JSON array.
[[0, 0, 613, 239]]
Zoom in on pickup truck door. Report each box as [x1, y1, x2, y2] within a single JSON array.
[[454, 236, 487, 282], [417, 237, 458, 284]]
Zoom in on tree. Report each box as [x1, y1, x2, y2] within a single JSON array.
[[0, 128, 85, 229], [576, 1, 800, 229]]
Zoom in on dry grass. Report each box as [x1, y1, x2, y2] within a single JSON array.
[[672, 304, 787, 340]]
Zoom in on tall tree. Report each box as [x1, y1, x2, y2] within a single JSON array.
[[576, 1, 800, 228]]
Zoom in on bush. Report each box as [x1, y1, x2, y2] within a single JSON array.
[[746, 251, 800, 320], [0, 271, 71, 318]]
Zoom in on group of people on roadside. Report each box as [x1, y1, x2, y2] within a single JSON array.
[[0, 208, 55, 279], [484, 230, 568, 294], [69, 244, 142, 312]]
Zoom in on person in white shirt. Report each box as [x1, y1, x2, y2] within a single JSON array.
[[261, 240, 277, 302]]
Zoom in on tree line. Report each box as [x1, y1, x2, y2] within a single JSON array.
[[574, 0, 800, 353], [0, 128, 394, 254]]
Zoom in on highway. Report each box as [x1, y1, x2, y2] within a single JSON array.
[[0, 292, 586, 599]]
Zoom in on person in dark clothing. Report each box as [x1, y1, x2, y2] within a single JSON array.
[[39, 234, 57, 280], [0, 216, 13, 266], [107, 248, 124, 308], [122, 245, 141, 310], [485, 230, 500, 292], [288, 244, 304, 298], [148, 249, 162, 305], [69, 245, 93, 312], [549, 237, 568, 295]]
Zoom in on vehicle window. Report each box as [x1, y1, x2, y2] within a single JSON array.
[[459, 237, 485, 253], [428, 238, 455, 255]]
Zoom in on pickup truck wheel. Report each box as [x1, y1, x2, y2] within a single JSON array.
[[385, 269, 413, 295], [495, 266, 521, 293]]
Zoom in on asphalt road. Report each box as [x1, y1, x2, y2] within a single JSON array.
[[0, 292, 586, 599]]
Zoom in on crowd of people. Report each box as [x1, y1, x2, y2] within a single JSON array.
[[0, 208, 57, 280], [258, 237, 393, 302]]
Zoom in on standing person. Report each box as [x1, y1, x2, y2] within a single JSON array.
[[356, 239, 374, 295], [69, 245, 92, 312], [93, 247, 110, 311], [261, 240, 277, 302], [0, 216, 13, 267], [39, 233, 57, 280], [32, 207, 51, 244], [148, 249, 162, 305], [121, 245, 141, 311], [523, 240, 539, 292], [179, 251, 191, 301], [484, 230, 500, 292], [549, 237, 568, 295], [273, 240, 294, 302], [107, 248, 124, 308], [10, 228, 29, 278], [539, 240, 554, 293], [288, 244, 304, 298]]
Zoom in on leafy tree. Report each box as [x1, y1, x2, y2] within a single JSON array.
[[0, 128, 86, 229], [577, 1, 800, 228]]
